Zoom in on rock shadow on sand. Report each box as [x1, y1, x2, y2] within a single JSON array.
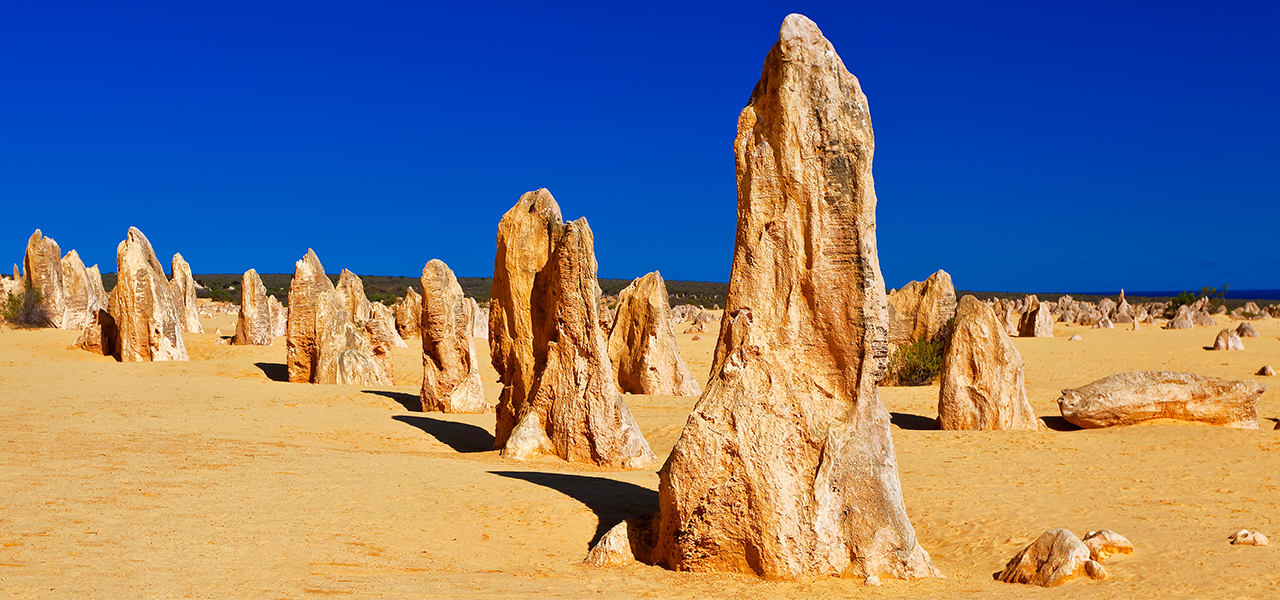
[[364, 390, 423, 412], [254, 362, 289, 382], [489, 471, 658, 548], [393, 415, 494, 453], [1040, 416, 1084, 431], [890, 412, 938, 430]]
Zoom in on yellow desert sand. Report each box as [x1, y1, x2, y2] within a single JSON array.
[[0, 305, 1275, 598]]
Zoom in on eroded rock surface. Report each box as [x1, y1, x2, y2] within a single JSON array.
[[107, 228, 188, 362], [887, 269, 956, 348], [232, 269, 276, 346], [1237, 322, 1258, 338], [285, 250, 390, 385], [1082, 530, 1133, 561], [607, 271, 701, 396], [998, 529, 1106, 587], [1058, 371, 1263, 429], [1018, 296, 1054, 338], [1213, 329, 1244, 351], [938, 295, 1038, 430], [169, 253, 203, 334], [593, 15, 940, 581], [21, 230, 64, 327], [420, 259, 487, 413], [394, 287, 422, 340]]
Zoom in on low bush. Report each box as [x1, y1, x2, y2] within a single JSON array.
[[884, 319, 953, 386]]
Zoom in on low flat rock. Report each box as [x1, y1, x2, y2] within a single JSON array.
[[1058, 371, 1263, 429]]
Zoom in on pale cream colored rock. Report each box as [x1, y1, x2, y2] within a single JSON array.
[[583, 520, 637, 567], [1069, 334, 1083, 341], [84, 265, 107, 315], [1192, 311, 1216, 327], [285, 250, 390, 385], [22, 230, 64, 327], [608, 271, 700, 397], [59, 250, 95, 331], [470, 299, 489, 339], [605, 14, 939, 581], [998, 529, 1106, 587], [419, 259, 487, 413], [489, 190, 655, 466], [503, 219, 656, 467], [1230, 530, 1269, 546], [1018, 296, 1054, 338], [490, 188, 564, 449], [394, 287, 422, 340], [336, 270, 397, 380], [1213, 329, 1244, 351], [1236, 322, 1258, 338], [169, 253, 203, 334], [1082, 530, 1133, 561], [106, 227, 188, 362], [887, 269, 956, 348], [1058, 371, 1263, 429], [1258, 366, 1275, 377], [231, 269, 275, 346], [372, 302, 407, 349], [938, 295, 1038, 430], [270, 297, 288, 338], [1093, 317, 1114, 329]]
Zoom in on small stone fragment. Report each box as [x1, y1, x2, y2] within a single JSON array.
[[1069, 334, 1083, 341], [1258, 365, 1275, 376], [1082, 530, 1134, 561], [997, 529, 1096, 587], [1229, 530, 1269, 546], [864, 575, 881, 586], [583, 520, 636, 567]]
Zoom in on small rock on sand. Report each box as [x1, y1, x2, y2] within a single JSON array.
[[1236, 322, 1258, 338], [1069, 335, 1082, 341], [1229, 530, 1269, 546], [1258, 365, 1275, 376], [1212, 329, 1244, 351]]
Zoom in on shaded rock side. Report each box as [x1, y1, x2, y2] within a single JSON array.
[[633, 14, 939, 581], [22, 229, 64, 327], [232, 269, 275, 346], [336, 270, 396, 379], [489, 188, 565, 449], [997, 529, 1106, 587], [371, 302, 408, 349], [938, 295, 1038, 430], [1058, 371, 1263, 429], [886, 269, 956, 348], [1212, 328, 1244, 351], [169, 253, 204, 334], [285, 250, 390, 385], [470, 299, 489, 339], [419, 259, 487, 413], [607, 271, 701, 396], [107, 227, 188, 362], [394, 287, 422, 340], [1018, 296, 1054, 338], [503, 219, 657, 468]]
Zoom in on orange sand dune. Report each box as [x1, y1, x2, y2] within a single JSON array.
[[0, 311, 1276, 598]]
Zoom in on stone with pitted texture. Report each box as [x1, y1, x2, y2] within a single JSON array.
[[419, 259, 487, 413], [1018, 296, 1054, 338], [607, 271, 701, 397], [395, 287, 422, 340], [997, 529, 1107, 587], [285, 250, 390, 385], [938, 295, 1038, 430], [591, 15, 940, 581], [58, 250, 96, 331], [336, 270, 397, 379], [106, 228, 188, 362], [1058, 371, 1263, 429], [1082, 530, 1133, 561], [887, 269, 956, 349], [232, 269, 276, 346], [21, 230, 64, 327], [1229, 530, 1269, 546], [169, 253, 203, 334]]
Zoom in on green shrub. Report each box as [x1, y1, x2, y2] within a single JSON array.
[[884, 319, 953, 386], [1165, 283, 1229, 318], [1, 288, 50, 327]]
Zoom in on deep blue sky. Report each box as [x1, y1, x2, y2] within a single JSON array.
[[2, 1, 1276, 292]]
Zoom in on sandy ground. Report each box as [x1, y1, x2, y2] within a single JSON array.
[[1, 308, 1277, 598]]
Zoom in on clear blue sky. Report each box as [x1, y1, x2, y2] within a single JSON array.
[[2, 1, 1276, 292]]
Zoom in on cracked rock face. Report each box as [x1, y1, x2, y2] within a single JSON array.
[[607, 271, 701, 397], [998, 529, 1107, 587], [1058, 371, 1264, 429], [169, 253, 204, 334], [489, 189, 655, 468], [394, 287, 422, 340], [419, 259, 487, 414], [108, 227, 189, 362], [632, 14, 939, 581], [887, 269, 956, 349], [232, 269, 276, 346], [285, 250, 390, 386]]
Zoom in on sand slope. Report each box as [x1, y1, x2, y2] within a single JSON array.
[[0, 312, 1276, 598]]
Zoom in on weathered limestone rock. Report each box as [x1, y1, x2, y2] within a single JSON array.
[[285, 250, 390, 385], [1231, 302, 1268, 320], [22, 230, 64, 327], [470, 299, 489, 339], [394, 287, 422, 340], [107, 227, 189, 362], [489, 189, 655, 467], [583, 519, 638, 567], [58, 250, 95, 331], [1000, 300, 1022, 336], [1258, 365, 1275, 377], [372, 302, 408, 348], [1069, 334, 1083, 341], [1165, 313, 1193, 329], [607, 271, 701, 397], [419, 259, 487, 413], [270, 297, 288, 338], [169, 253, 203, 334], [594, 15, 940, 581], [1098, 298, 1117, 318], [1230, 530, 1269, 546], [1082, 530, 1133, 561], [1192, 311, 1216, 327], [886, 269, 956, 348], [336, 270, 397, 379], [1236, 322, 1259, 338], [1058, 371, 1264, 429], [1213, 329, 1244, 351], [938, 295, 1038, 430], [1018, 297, 1054, 338], [1092, 317, 1114, 330], [997, 529, 1107, 587], [231, 269, 276, 346]]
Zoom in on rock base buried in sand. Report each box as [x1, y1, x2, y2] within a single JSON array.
[[1212, 329, 1244, 351], [937, 295, 1038, 430], [1069, 334, 1082, 341], [1058, 371, 1264, 429], [998, 529, 1108, 587], [1230, 530, 1269, 546], [1082, 530, 1133, 561], [1236, 322, 1258, 338], [583, 520, 637, 567], [1258, 365, 1275, 377]]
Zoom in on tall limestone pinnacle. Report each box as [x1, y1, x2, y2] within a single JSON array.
[[588, 14, 940, 579]]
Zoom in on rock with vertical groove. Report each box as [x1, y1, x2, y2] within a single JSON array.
[[419, 259, 487, 413], [169, 253, 203, 334], [938, 295, 1039, 430], [21, 230, 64, 327], [335, 270, 397, 379], [489, 189, 655, 467], [107, 227, 188, 362], [1018, 296, 1054, 338], [59, 250, 96, 331], [470, 298, 489, 339], [371, 302, 408, 348], [285, 250, 390, 385], [232, 269, 275, 346], [607, 271, 701, 396], [595, 14, 940, 580], [394, 287, 422, 340]]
